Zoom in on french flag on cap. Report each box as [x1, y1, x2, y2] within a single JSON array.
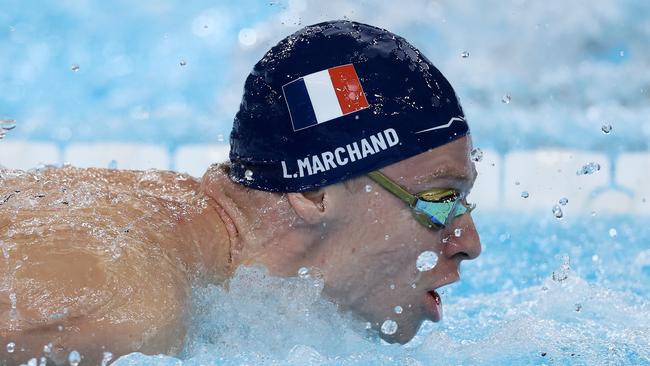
[[283, 64, 370, 131]]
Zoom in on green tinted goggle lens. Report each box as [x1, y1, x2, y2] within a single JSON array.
[[367, 171, 475, 230], [413, 194, 473, 229]]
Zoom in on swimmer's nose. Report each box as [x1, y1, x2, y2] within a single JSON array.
[[442, 214, 481, 262]]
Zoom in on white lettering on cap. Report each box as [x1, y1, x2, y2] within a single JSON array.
[[280, 128, 401, 178]]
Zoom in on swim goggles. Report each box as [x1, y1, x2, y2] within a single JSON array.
[[367, 171, 475, 230]]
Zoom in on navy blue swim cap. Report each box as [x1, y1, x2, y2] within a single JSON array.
[[229, 20, 469, 192]]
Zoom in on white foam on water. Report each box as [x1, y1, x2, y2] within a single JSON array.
[[112, 256, 650, 365]]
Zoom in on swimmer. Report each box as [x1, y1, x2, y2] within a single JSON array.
[[0, 20, 480, 365]]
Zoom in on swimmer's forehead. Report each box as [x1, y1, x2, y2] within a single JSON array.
[[384, 158, 477, 193]]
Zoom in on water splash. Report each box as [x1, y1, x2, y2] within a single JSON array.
[[108, 215, 650, 366], [601, 123, 613, 134], [576, 162, 601, 175], [380, 319, 398, 335], [297, 266, 310, 279], [101, 352, 114, 366], [416, 251, 438, 272], [0, 118, 16, 140], [470, 147, 483, 162], [552, 204, 564, 219], [68, 350, 81, 366], [559, 197, 568, 206], [609, 228, 618, 238]]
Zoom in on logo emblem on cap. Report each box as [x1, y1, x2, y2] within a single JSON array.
[[282, 64, 370, 131]]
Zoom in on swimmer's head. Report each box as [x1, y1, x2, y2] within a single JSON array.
[[229, 20, 469, 192], [221, 20, 480, 344]]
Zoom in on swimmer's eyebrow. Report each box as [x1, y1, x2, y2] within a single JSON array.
[[415, 164, 477, 192]]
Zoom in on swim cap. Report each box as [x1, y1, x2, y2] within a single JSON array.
[[229, 20, 469, 192]]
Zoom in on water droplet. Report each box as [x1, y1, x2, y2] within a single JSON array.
[[107, 160, 118, 170], [101, 352, 113, 366], [389, 284, 395, 290], [601, 123, 612, 134], [416, 251, 438, 272], [70, 64, 80, 72], [1, 118, 16, 131], [238, 28, 258, 47], [394, 305, 403, 314], [619, 50, 625, 57], [384, 234, 390, 241], [411, 283, 417, 288], [39, 357, 47, 366], [521, 191, 530, 198], [461, 51, 470, 58], [43, 343, 52, 354], [559, 197, 568, 206], [380, 319, 398, 335], [179, 59, 187, 66], [515, 181, 521, 186], [297, 267, 310, 279], [575, 303, 582, 312], [552, 205, 563, 219], [27, 358, 38, 366], [552, 256, 570, 282], [576, 162, 601, 175], [609, 228, 617, 238], [244, 169, 254, 181], [470, 147, 483, 162], [217, 133, 224, 142], [68, 350, 81, 366], [365, 184, 373, 192], [6, 342, 15, 353], [501, 94, 511, 104], [454, 228, 463, 237], [592, 254, 599, 262]]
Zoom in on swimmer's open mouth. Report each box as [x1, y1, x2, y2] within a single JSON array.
[[424, 290, 442, 322]]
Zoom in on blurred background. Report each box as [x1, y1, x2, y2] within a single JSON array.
[[1, 0, 649, 215]]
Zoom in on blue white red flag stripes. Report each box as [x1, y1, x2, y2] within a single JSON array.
[[283, 64, 370, 131]]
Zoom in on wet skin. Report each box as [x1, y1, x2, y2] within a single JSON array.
[[0, 168, 230, 365], [0, 136, 480, 364]]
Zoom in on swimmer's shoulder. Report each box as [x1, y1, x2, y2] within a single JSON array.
[[1, 166, 202, 207]]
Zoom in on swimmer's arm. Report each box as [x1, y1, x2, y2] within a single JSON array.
[[0, 231, 190, 365]]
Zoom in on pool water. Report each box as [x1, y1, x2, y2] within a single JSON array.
[[113, 213, 650, 365]]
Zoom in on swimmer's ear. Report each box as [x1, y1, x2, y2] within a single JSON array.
[[287, 190, 327, 224]]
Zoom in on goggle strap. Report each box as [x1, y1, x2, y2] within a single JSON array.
[[367, 171, 417, 206]]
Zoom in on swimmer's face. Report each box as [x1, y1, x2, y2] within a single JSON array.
[[320, 135, 481, 343]]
